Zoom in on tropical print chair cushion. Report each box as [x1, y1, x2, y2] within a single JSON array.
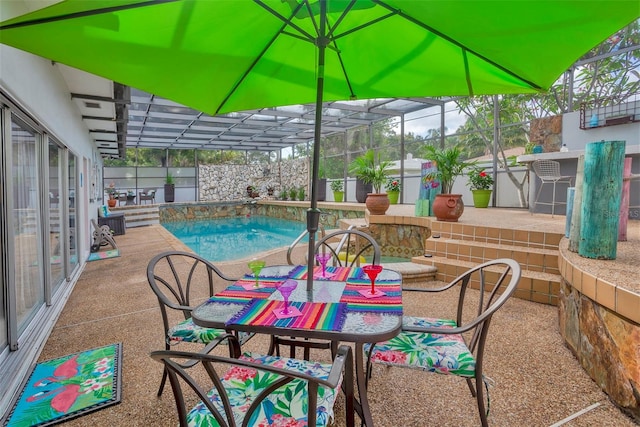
[[168, 318, 253, 345], [186, 352, 341, 427], [366, 316, 476, 377]]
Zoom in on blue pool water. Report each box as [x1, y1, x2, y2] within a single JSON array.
[[162, 216, 307, 261]]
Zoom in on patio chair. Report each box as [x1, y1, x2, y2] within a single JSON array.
[[116, 191, 128, 206], [150, 338, 354, 427], [531, 159, 573, 217], [147, 251, 255, 396], [269, 229, 381, 360], [315, 228, 381, 268], [139, 188, 156, 204], [365, 258, 522, 427], [90, 218, 118, 252]]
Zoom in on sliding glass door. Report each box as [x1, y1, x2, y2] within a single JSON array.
[[48, 141, 65, 293], [11, 116, 44, 334], [68, 153, 78, 272]]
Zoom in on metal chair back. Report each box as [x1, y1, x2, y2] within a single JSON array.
[[146, 251, 239, 395], [367, 258, 522, 427], [150, 345, 354, 427], [532, 159, 562, 181], [315, 229, 381, 267]]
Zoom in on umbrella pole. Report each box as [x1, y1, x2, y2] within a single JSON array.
[[306, 0, 328, 293]]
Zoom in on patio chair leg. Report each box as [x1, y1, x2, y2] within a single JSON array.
[[476, 376, 489, 427], [267, 335, 277, 356], [466, 377, 477, 397], [533, 183, 543, 215], [157, 366, 168, 397], [551, 181, 557, 217], [364, 343, 375, 389]]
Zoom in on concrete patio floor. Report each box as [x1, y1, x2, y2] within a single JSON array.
[[36, 206, 638, 426]]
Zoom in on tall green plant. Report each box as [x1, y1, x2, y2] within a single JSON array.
[[165, 172, 175, 185], [422, 145, 469, 194], [348, 149, 392, 193]]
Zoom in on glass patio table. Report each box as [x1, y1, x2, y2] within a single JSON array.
[[192, 264, 403, 427]]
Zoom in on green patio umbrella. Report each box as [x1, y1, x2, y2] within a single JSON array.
[[1, 0, 637, 290]]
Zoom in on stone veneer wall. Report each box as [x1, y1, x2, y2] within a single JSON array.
[[159, 200, 366, 228], [530, 115, 563, 152], [199, 158, 309, 201], [158, 201, 430, 259], [558, 243, 639, 422], [254, 203, 365, 227], [366, 217, 432, 259], [159, 201, 255, 222]]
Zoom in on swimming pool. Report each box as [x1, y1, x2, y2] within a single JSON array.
[[162, 216, 307, 261]]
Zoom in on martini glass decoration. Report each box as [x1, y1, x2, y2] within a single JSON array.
[[247, 259, 266, 288], [277, 279, 298, 315], [315, 252, 332, 278], [362, 264, 383, 295]]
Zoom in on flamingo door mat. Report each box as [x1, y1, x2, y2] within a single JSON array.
[[87, 249, 120, 262], [3, 343, 122, 426]]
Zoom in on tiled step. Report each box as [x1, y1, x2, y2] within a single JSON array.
[[429, 222, 564, 251], [126, 218, 160, 228], [412, 255, 562, 305], [424, 238, 560, 275], [112, 205, 160, 228], [382, 262, 437, 284]]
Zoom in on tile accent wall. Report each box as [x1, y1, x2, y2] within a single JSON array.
[[558, 241, 640, 421]]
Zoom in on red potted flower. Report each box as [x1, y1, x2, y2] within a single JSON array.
[[385, 178, 401, 204], [468, 168, 494, 208]]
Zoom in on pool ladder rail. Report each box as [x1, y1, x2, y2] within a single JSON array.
[[287, 224, 326, 265]]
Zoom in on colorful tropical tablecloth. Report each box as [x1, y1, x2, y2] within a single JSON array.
[[339, 271, 403, 314], [339, 283, 403, 314], [227, 299, 348, 332], [288, 265, 360, 281], [209, 265, 402, 327], [215, 277, 283, 299]]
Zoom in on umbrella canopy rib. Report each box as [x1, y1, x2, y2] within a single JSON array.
[[0, 0, 176, 31], [216, 13, 293, 115], [372, 0, 543, 92]]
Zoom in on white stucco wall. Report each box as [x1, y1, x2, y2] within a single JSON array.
[[1, 0, 105, 252], [0, 2, 104, 416], [0, 49, 97, 163], [563, 110, 640, 151]]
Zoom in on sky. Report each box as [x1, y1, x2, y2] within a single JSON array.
[[390, 101, 468, 138]]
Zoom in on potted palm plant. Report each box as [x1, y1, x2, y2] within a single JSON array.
[[164, 172, 175, 202], [422, 145, 470, 221], [317, 162, 327, 201], [349, 150, 393, 215], [348, 151, 372, 202]]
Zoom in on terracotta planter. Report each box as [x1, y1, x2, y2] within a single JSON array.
[[365, 193, 390, 215], [107, 198, 117, 208], [472, 189, 492, 208], [432, 194, 464, 222]]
